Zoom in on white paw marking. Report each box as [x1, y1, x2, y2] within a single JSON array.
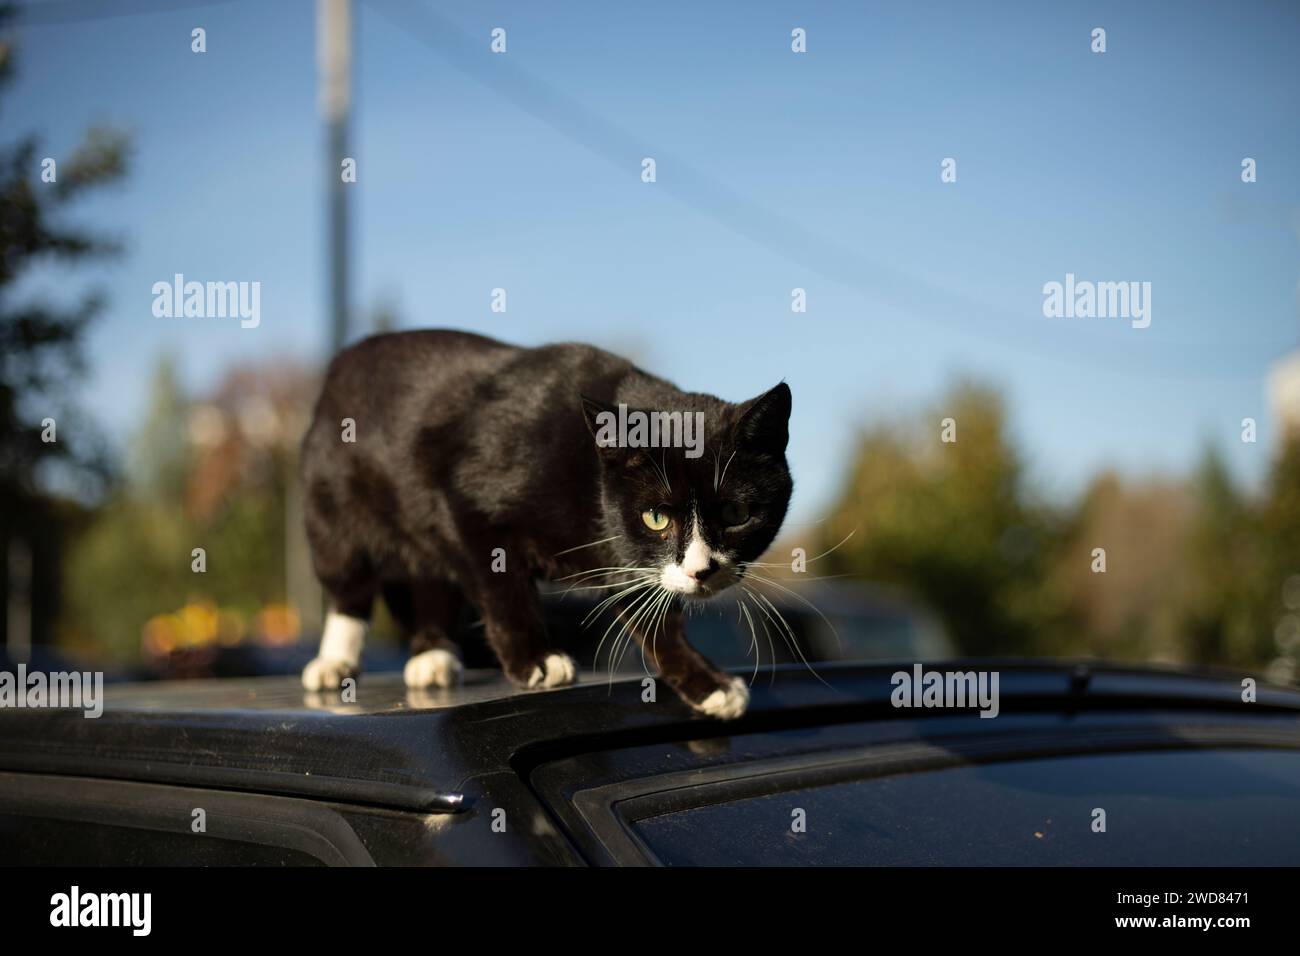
[[319, 612, 367, 663], [403, 648, 463, 689], [301, 656, 356, 692], [526, 653, 578, 689], [693, 676, 749, 720]]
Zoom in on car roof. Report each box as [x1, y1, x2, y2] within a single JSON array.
[[89, 667, 530, 714], [2, 660, 1298, 814]]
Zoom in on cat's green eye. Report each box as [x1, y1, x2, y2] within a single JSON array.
[[641, 508, 670, 532], [721, 502, 750, 526]]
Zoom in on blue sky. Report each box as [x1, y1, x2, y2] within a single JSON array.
[[9, 0, 1300, 525]]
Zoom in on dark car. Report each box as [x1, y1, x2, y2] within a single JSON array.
[[1, 660, 1299, 865], [538, 579, 955, 674], [133, 581, 954, 682]]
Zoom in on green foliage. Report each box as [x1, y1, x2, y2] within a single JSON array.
[[0, 39, 129, 501], [0, 10, 129, 650], [824, 380, 1069, 657], [1183, 448, 1267, 666], [60, 494, 193, 658], [824, 378, 1300, 675], [126, 356, 189, 501], [60, 358, 294, 661], [1256, 439, 1300, 675]]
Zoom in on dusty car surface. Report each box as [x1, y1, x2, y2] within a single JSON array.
[[1, 661, 1298, 866]]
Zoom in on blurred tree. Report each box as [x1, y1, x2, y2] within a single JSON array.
[[1257, 437, 1300, 680], [0, 5, 128, 503], [61, 359, 322, 663], [128, 355, 189, 502], [59, 359, 193, 659], [824, 383, 1295, 674], [823, 380, 1070, 657], [1056, 471, 1194, 663], [0, 5, 128, 652], [1182, 448, 1269, 667]]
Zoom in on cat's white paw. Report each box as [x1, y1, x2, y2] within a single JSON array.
[[404, 648, 463, 689], [302, 656, 357, 692], [526, 653, 578, 689], [692, 676, 749, 720]]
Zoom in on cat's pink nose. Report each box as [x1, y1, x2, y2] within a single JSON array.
[[687, 560, 720, 583]]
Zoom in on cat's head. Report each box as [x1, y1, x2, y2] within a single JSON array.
[[580, 383, 793, 599]]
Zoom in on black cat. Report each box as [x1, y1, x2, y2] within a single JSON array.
[[299, 329, 792, 719]]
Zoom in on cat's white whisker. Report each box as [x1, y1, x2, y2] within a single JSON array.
[[631, 587, 665, 676], [646, 591, 670, 673], [736, 595, 760, 685], [558, 567, 652, 602], [610, 593, 648, 677], [621, 586, 670, 676], [742, 586, 798, 681], [565, 579, 646, 590], [557, 565, 655, 599], [551, 534, 623, 558], [626, 589, 661, 677], [744, 584, 833, 689], [556, 565, 654, 581], [647, 588, 676, 672], [745, 527, 859, 568], [604, 585, 663, 685], [717, 448, 738, 492], [593, 583, 659, 678], [744, 569, 845, 656], [647, 450, 672, 497], [629, 588, 670, 678], [740, 591, 777, 686], [583, 576, 654, 627]]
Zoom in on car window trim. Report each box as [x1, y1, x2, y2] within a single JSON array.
[[0, 771, 376, 866], [557, 720, 1300, 865]]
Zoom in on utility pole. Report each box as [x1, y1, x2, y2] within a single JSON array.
[[5, 539, 32, 663], [318, 0, 352, 354], [292, 0, 353, 638]]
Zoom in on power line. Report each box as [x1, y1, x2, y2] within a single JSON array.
[[363, 0, 1270, 382], [10, 0, 241, 26]]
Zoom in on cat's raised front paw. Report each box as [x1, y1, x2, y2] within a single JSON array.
[[689, 676, 750, 720], [302, 656, 358, 692], [404, 648, 463, 689], [525, 653, 578, 689]]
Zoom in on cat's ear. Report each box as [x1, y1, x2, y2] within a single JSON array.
[[580, 394, 617, 440], [581, 395, 647, 467], [580, 394, 627, 459], [734, 382, 791, 454]]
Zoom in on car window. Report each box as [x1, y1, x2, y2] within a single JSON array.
[[0, 814, 326, 866], [626, 748, 1300, 866], [0, 773, 375, 866]]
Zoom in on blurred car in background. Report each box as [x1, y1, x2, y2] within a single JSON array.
[[115, 580, 951, 681], [538, 580, 953, 675]]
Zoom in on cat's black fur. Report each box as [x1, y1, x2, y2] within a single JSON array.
[[300, 329, 792, 716]]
